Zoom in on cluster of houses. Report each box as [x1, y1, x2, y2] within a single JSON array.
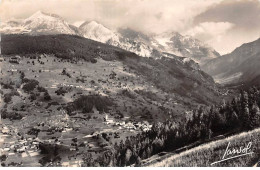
[[104, 114, 152, 132], [0, 125, 40, 157]]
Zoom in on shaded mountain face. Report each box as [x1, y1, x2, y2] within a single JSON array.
[[1, 34, 222, 106], [117, 28, 151, 42], [202, 38, 260, 86]]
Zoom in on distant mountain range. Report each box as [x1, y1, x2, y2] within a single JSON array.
[[0, 11, 220, 65], [0, 11, 77, 35], [2, 11, 259, 88]]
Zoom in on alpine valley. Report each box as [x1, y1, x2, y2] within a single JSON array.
[[0, 11, 260, 167]]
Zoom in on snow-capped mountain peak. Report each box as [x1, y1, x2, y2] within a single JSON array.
[[21, 11, 77, 35], [79, 22, 154, 57], [153, 31, 220, 64], [1, 11, 220, 64], [24, 11, 66, 23], [79, 21, 117, 43], [26, 11, 47, 19]]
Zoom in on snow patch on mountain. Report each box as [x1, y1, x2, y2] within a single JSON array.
[[1, 11, 220, 63], [153, 33, 183, 57], [79, 21, 118, 43], [22, 11, 76, 35], [1, 11, 77, 35], [153, 32, 220, 64], [79, 24, 154, 57]]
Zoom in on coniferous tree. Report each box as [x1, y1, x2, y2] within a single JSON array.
[[110, 87, 260, 166], [249, 103, 260, 129], [212, 109, 226, 133], [230, 110, 239, 129], [241, 91, 250, 130]]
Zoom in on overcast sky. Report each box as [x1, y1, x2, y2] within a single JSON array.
[[1, 0, 260, 54]]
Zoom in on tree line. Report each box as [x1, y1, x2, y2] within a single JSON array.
[[82, 87, 260, 166]]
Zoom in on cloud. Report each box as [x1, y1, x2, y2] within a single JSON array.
[[186, 22, 234, 43], [190, 0, 260, 54], [185, 22, 234, 54], [1, 0, 260, 54], [194, 0, 260, 31], [0, 0, 219, 33]]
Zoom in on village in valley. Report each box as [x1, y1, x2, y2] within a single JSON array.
[[0, 54, 175, 166], [2, 1, 260, 167], [0, 106, 152, 167]]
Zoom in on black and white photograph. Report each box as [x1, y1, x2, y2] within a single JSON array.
[[0, 0, 260, 167]]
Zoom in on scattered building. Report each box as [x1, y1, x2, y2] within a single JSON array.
[[104, 114, 114, 124], [9, 55, 21, 64]]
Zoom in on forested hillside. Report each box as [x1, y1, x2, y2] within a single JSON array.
[[93, 87, 260, 167]]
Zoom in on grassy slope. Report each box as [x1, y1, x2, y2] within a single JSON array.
[[0, 55, 172, 166], [143, 128, 260, 167], [1, 34, 223, 106]]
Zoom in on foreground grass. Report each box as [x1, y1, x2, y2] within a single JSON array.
[[145, 128, 260, 167]]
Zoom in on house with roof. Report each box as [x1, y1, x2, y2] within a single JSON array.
[[9, 55, 21, 64], [104, 114, 114, 124]]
